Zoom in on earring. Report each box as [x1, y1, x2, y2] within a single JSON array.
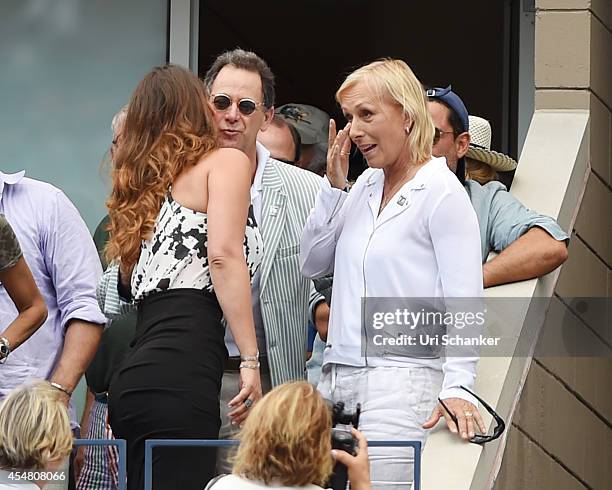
[[405, 127, 410, 134]]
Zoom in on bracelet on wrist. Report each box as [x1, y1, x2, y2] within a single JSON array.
[[50, 382, 73, 397], [239, 361, 260, 370], [240, 351, 259, 362]]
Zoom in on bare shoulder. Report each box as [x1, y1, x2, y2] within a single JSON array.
[[202, 147, 250, 170]]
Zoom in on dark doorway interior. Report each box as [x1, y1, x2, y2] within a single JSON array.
[[199, 0, 516, 180]]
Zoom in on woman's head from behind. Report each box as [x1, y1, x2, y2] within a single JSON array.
[[233, 381, 333, 486], [336, 59, 434, 169], [0, 381, 72, 471], [465, 157, 498, 185], [109, 105, 128, 161], [106, 64, 218, 268]]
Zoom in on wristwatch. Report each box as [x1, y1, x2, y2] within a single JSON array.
[[0, 337, 11, 364]]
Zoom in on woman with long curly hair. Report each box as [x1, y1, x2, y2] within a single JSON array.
[[102, 64, 263, 490]]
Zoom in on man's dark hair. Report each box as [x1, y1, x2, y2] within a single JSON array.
[[270, 115, 301, 162], [433, 98, 464, 137], [204, 49, 275, 109]]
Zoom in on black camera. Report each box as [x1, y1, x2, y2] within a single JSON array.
[[331, 401, 361, 454], [328, 401, 361, 490]]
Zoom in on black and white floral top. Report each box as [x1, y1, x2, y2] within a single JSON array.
[[132, 193, 263, 301], [0, 214, 22, 272]]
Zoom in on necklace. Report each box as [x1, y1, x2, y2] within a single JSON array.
[[379, 164, 422, 214], [379, 182, 405, 211]]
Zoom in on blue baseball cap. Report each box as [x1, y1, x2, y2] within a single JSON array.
[[425, 86, 469, 132], [426, 86, 469, 183]]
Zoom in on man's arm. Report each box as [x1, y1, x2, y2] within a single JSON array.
[[74, 388, 95, 478], [79, 388, 95, 436], [484, 184, 569, 287], [50, 319, 104, 402], [309, 279, 330, 341], [483, 227, 568, 287], [313, 301, 330, 341], [44, 191, 107, 399]]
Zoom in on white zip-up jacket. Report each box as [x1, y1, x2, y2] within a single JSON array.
[[300, 157, 483, 403]]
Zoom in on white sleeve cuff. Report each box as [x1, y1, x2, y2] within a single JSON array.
[[438, 386, 478, 408], [312, 176, 348, 225]]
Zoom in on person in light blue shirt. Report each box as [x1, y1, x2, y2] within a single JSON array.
[[426, 86, 569, 286], [0, 171, 106, 414]]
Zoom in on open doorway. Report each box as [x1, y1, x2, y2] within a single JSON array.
[[198, 0, 517, 180]]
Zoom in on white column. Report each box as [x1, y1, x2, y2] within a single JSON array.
[[169, 0, 199, 73]]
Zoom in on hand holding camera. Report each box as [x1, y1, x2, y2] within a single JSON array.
[[328, 401, 369, 490], [332, 428, 371, 490]]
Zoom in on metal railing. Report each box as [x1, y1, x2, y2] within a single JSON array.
[[143, 439, 422, 490]]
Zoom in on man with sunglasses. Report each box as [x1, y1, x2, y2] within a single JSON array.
[[203, 49, 322, 472], [426, 86, 568, 288]]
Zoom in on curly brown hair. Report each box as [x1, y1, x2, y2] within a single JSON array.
[[105, 64, 218, 269], [233, 381, 334, 486]]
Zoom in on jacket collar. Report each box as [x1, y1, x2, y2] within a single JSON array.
[[252, 142, 270, 197], [364, 157, 447, 224], [364, 156, 446, 190]]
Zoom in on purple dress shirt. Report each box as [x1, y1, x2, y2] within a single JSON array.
[[0, 171, 106, 420]]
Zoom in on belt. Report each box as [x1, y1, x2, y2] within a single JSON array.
[[225, 355, 269, 374], [94, 392, 108, 404]]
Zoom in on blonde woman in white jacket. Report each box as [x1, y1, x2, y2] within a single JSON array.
[[300, 59, 486, 488]]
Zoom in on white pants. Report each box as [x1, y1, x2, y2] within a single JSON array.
[[318, 364, 442, 489]]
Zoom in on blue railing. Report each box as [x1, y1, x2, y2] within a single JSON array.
[[73, 438, 127, 490], [143, 439, 422, 490]]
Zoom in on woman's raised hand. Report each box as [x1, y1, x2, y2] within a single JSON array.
[[327, 120, 352, 189]]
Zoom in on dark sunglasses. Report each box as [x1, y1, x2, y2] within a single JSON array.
[[438, 385, 506, 445], [433, 127, 456, 145], [211, 93, 264, 116]]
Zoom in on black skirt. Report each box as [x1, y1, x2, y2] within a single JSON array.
[[108, 288, 227, 490]]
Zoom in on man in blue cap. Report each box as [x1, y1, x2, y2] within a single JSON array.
[[426, 86, 569, 287], [426, 87, 471, 184]]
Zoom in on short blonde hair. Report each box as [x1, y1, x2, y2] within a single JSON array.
[[0, 381, 72, 470], [465, 157, 498, 184], [233, 381, 333, 486], [336, 59, 434, 165]]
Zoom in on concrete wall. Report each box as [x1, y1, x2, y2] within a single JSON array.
[[496, 1, 612, 488]]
